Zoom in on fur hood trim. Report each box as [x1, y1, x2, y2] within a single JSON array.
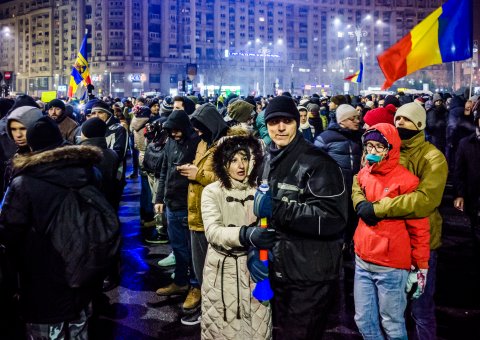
[[13, 145, 102, 170], [213, 134, 264, 190]]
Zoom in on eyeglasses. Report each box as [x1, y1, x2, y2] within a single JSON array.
[[347, 115, 360, 122], [364, 142, 387, 153]]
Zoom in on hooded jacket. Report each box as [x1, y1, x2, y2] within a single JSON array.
[[352, 130, 448, 250], [200, 135, 270, 339], [353, 124, 430, 270], [447, 95, 475, 165], [155, 110, 200, 211], [454, 133, 480, 217], [55, 112, 78, 143], [187, 104, 244, 231], [0, 145, 102, 323], [105, 114, 128, 161]]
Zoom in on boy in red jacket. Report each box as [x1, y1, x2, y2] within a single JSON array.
[[353, 123, 430, 340]]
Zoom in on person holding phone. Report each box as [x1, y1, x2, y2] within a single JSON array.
[[154, 110, 201, 320]]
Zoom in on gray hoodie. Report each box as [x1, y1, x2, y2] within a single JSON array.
[[7, 106, 44, 140]]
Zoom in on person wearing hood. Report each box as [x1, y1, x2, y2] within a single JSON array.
[[154, 110, 201, 317], [173, 96, 196, 116], [446, 95, 475, 171], [353, 123, 430, 340], [47, 99, 78, 143], [453, 107, 480, 240], [0, 116, 102, 339], [0, 96, 37, 195], [3, 106, 44, 191], [426, 93, 447, 154], [176, 103, 248, 325], [200, 135, 273, 339], [297, 106, 314, 142], [352, 102, 448, 340], [225, 99, 255, 130]]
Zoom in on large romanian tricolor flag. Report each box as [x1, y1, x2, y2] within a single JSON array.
[[344, 62, 364, 83], [67, 32, 92, 98], [377, 0, 472, 89]]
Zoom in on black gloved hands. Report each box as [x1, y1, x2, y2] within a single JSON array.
[[356, 201, 381, 226], [247, 248, 269, 283], [239, 226, 276, 249]]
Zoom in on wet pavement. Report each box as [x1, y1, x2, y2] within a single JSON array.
[[90, 175, 480, 340]]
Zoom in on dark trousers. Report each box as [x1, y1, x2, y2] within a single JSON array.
[[166, 208, 191, 286], [271, 278, 336, 340], [411, 250, 437, 340], [129, 134, 139, 175], [190, 231, 208, 286]]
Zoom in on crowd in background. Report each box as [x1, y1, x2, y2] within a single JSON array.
[[0, 87, 479, 339]]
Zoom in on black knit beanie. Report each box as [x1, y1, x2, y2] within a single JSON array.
[[82, 117, 107, 138], [264, 95, 300, 124], [26, 116, 64, 152]]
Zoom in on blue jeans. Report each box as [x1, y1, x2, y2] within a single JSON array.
[[354, 264, 409, 340], [411, 250, 437, 340], [166, 208, 191, 286]]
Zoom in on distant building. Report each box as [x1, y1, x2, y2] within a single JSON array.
[[0, 0, 476, 97]]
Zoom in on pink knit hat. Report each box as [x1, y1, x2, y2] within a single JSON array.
[[363, 104, 397, 126]]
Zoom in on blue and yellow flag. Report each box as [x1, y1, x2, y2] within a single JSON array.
[[68, 32, 92, 98], [344, 62, 363, 83]]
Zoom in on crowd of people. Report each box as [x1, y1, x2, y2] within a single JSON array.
[[0, 88, 479, 339]]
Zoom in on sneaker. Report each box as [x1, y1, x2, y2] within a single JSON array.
[[145, 227, 169, 244], [156, 283, 189, 296], [183, 287, 201, 311], [180, 308, 201, 326], [157, 252, 176, 267]]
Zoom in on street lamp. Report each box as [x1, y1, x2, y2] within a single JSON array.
[[348, 26, 368, 91], [104, 70, 112, 96], [259, 46, 270, 96]]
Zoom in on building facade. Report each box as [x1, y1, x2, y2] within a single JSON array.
[[0, 0, 476, 97]]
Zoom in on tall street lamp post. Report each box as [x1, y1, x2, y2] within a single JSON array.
[[259, 46, 270, 96]]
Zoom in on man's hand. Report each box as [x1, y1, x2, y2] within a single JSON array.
[[453, 197, 464, 212], [154, 203, 164, 214], [177, 164, 198, 180], [356, 201, 381, 226]]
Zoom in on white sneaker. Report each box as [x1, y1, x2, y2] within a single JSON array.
[[157, 252, 176, 267]]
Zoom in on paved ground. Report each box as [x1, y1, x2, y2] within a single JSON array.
[[90, 175, 480, 340]]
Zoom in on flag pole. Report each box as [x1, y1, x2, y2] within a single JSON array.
[[469, 58, 474, 99]]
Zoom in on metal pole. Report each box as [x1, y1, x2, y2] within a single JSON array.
[[452, 62, 455, 91], [109, 71, 112, 97], [263, 50, 266, 96], [470, 58, 474, 98]]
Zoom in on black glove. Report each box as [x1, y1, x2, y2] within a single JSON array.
[[356, 201, 381, 226], [247, 248, 269, 283], [239, 226, 276, 249]]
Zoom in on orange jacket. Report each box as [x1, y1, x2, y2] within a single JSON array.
[[353, 123, 430, 270]]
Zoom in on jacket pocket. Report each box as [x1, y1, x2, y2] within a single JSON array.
[[366, 233, 389, 258]]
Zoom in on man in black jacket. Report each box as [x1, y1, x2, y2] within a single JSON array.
[[154, 110, 201, 315], [0, 116, 102, 339], [254, 95, 348, 340]]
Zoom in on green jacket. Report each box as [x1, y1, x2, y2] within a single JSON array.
[[352, 131, 448, 250]]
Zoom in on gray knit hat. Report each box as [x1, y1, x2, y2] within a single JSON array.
[[394, 102, 426, 130]]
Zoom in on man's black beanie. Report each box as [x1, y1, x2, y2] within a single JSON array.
[[264, 95, 300, 124], [27, 116, 64, 152], [82, 117, 107, 138]]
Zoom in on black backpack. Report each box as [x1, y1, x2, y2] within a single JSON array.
[[41, 182, 121, 288]]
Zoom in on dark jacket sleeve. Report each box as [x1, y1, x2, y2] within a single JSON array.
[[155, 143, 169, 204], [273, 162, 348, 237], [453, 138, 468, 198], [0, 178, 31, 249], [112, 126, 128, 161]]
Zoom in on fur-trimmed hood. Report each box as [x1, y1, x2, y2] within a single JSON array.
[[13, 145, 102, 171], [213, 134, 264, 190]]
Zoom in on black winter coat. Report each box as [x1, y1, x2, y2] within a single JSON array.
[[0, 145, 103, 323], [0, 116, 16, 195], [263, 133, 348, 283], [156, 110, 200, 210], [454, 133, 480, 216]]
